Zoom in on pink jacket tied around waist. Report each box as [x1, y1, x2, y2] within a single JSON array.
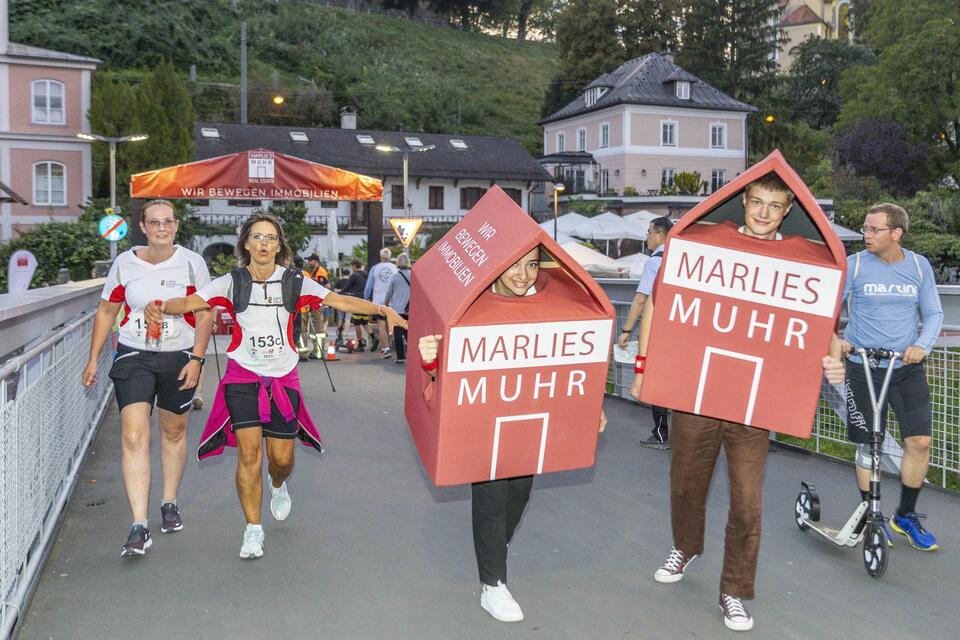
[[197, 359, 324, 460]]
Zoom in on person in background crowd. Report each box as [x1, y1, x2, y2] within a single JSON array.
[[365, 248, 399, 359], [82, 199, 213, 557], [301, 253, 329, 358], [342, 258, 372, 350], [384, 253, 411, 363], [618, 216, 674, 448]]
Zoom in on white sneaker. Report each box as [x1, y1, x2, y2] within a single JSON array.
[[719, 593, 754, 631], [239, 524, 264, 559], [654, 546, 698, 583], [480, 581, 524, 622], [269, 476, 292, 521]]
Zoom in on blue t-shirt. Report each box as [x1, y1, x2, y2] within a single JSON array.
[[636, 245, 664, 296], [843, 249, 943, 363]]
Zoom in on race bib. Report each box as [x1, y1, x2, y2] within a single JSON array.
[[246, 333, 285, 360], [126, 310, 182, 341]]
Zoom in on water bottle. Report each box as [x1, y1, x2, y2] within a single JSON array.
[[145, 300, 163, 350]]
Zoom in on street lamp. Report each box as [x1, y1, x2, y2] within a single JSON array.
[[375, 143, 436, 216], [77, 132, 149, 259], [553, 183, 566, 241]]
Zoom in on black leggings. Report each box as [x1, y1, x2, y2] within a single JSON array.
[[471, 475, 534, 586], [393, 313, 408, 360]]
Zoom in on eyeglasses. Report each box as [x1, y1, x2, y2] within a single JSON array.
[[860, 225, 893, 235], [250, 233, 280, 244], [145, 218, 176, 229]]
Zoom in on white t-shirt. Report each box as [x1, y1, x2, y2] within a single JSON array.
[[196, 266, 332, 377], [368, 261, 398, 305], [101, 245, 211, 351]]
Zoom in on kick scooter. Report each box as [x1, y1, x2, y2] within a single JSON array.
[[794, 347, 899, 578]]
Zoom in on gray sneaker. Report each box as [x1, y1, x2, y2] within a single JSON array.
[[120, 524, 153, 557], [641, 435, 670, 450], [161, 502, 183, 533]]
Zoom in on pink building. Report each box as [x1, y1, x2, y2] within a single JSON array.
[[0, 0, 99, 241], [539, 53, 755, 201]]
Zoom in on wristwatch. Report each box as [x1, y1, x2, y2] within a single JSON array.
[[188, 354, 205, 365], [621, 328, 633, 334]]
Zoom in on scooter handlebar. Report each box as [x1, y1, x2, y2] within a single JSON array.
[[852, 346, 901, 361]]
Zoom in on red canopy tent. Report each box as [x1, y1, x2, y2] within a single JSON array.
[[130, 148, 382, 201]]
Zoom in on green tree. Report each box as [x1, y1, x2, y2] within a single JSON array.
[[127, 61, 195, 175], [676, 0, 781, 103], [781, 37, 876, 129], [88, 73, 141, 198], [266, 201, 311, 254], [555, 0, 624, 95], [837, 1, 960, 184], [619, 0, 680, 58]]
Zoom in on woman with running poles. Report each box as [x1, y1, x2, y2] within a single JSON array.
[[145, 211, 407, 559], [82, 199, 213, 557]]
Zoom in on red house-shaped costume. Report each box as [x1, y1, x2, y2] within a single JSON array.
[[405, 187, 615, 486], [639, 151, 846, 438]]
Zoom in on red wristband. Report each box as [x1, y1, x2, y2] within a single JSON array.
[[635, 355, 646, 374], [421, 357, 439, 372]]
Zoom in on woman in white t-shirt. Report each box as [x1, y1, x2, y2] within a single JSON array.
[[148, 211, 407, 559], [81, 199, 213, 558]]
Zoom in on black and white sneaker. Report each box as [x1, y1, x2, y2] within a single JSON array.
[[120, 524, 153, 557], [161, 502, 183, 533], [640, 435, 669, 450]]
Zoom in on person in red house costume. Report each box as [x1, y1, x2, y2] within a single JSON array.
[[419, 245, 606, 623], [147, 212, 407, 559], [631, 173, 846, 632]]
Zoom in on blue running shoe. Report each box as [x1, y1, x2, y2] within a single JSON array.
[[891, 512, 939, 551]]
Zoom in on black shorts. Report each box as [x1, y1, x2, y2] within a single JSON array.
[[223, 382, 301, 439], [370, 314, 386, 323], [845, 361, 932, 443], [350, 314, 369, 326], [109, 344, 196, 414]]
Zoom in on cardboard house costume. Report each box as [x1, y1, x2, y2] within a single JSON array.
[[639, 151, 846, 438], [405, 187, 615, 486]]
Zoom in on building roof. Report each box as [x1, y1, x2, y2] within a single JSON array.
[[781, 5, 826, 27], [540, 53, 755, 125], [193, 123, 552, 183], [0, 180, 28, 205], [4, 42, 101, 65]]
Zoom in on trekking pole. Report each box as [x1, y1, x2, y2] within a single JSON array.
[[306, 312, 336, 393]]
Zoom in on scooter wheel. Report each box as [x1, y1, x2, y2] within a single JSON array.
[[862, 523, 890, 578], [795, 491, 813, 531]]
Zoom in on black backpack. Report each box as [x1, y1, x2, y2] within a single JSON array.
[[229, 267, 304, 314]]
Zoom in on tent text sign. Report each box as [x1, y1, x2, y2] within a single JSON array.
[[640, 151, 846, 438], [405, 187, 614, 486], [130, 149, 383, 201]]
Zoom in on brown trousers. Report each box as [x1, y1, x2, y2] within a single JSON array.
[[670, 411, 769, 599]]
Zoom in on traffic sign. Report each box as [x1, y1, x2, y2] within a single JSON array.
[[98, 214, 128, 242], [389, 218, 423, 248]]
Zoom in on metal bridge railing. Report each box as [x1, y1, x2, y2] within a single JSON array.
[[607, 300, 960, 489], [0, 309, 113, 639]]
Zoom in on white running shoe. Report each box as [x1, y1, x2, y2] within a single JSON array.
[[480, 581, 524, 622], [239, 524, 264, 559], [269, 476, 292, 521]]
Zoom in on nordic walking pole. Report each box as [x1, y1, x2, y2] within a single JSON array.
[[307, 312, 336, 393]]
